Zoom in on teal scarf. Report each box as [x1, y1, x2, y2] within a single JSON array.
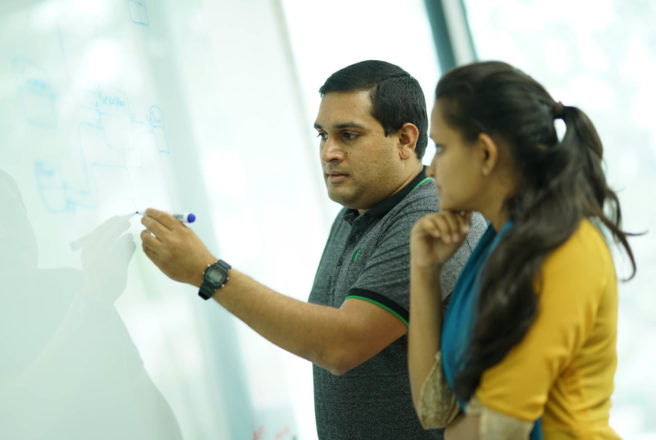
[[440, 223, 542, 439]]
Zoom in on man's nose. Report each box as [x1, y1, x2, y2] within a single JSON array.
[[321, 138, 345, 162]]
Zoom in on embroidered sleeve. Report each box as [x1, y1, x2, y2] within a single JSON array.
[[417, 351, 460, 429], [465, 397, 533, 439]]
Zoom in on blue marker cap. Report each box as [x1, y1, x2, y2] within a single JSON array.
[[187, 213, 196, 223]]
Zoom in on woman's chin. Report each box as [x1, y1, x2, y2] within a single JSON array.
[[438, 199, 455, 211]]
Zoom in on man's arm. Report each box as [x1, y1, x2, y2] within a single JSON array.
[[212, 271, 407, 375], [140, 208, 406, 375]]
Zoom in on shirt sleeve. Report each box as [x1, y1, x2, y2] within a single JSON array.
[[346, 204, 432, 324], [474, 221, 613, 421]]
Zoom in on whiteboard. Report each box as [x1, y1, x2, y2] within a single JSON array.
[[0, 0, 332, 439]]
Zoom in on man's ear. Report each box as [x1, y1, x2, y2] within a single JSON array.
[[477, 133, 499, 176], [397, 123, 419, 160]]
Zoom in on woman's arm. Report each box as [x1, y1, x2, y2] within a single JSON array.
[[408, 212, 471, 412], [408, 260, 444, 407]]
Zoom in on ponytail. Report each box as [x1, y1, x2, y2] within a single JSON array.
[[559, 104, 636, 278]]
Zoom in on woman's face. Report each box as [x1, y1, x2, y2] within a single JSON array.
[[427, 100, 487, 212]]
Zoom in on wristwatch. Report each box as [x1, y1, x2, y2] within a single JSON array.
[[198, 259, 231, 300]]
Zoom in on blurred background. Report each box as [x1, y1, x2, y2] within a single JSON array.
[[0, 0, 653, 438]]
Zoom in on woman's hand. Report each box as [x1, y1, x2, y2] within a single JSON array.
[[410, 211, 472, 268]]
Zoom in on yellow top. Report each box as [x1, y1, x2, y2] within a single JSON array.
[[475, 219, 620, 439]]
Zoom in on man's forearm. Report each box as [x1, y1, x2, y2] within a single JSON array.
[[208, 269, 368, 375], [138, 208, 403, 373]]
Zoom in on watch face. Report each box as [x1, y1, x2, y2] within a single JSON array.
[[206, 267, 225, 284]]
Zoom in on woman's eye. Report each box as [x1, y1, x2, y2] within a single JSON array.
[[435, 144, 445, 154]]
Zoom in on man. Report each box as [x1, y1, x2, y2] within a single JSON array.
[[140, 60, 486, 439]]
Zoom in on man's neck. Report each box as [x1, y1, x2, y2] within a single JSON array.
[[356, 162, 425, 216]]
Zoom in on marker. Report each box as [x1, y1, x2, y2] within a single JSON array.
[[135, 210, 196, 223]]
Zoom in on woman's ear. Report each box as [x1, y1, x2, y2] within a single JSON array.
[[477, 133, 499, 176], [397, 123, 419, 160]]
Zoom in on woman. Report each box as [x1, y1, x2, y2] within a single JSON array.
[[408, 61, 636, 439]]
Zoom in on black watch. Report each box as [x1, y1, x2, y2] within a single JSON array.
[[198, 259, 231, 300]]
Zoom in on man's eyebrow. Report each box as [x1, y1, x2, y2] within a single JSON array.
[[313, 121, 366, 130]]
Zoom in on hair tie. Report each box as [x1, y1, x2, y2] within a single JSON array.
[[552, 101, 565, 119]]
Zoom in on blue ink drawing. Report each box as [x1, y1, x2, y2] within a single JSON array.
[[33, 87, 171, 213], [128, 0, 150, 26], [92, 87, 136, 153], [34, 160, 96, 213], [32, 87, 134, 213], [12, 57, 58, 129], [147, 105, 170, 154]]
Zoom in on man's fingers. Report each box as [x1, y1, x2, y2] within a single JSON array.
[[140, 228, 162, 249], [141, 243, 160, 265], [144, 208, 182, 230], [141, 237, 162, 262], [141, 214, 173, 240]]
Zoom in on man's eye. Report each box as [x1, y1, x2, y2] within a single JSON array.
[[435, 144, 445, 154], [316, 132, 327, 141], [343, 132, 358, 140]]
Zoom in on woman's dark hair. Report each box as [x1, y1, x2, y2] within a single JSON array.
[[435, 61, 637, 402], [319, 60, 428, 159]]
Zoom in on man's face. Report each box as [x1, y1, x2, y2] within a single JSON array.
[[314, 91, 403, 212]]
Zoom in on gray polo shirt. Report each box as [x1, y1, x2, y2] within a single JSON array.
[[308, 169, 486, 440]]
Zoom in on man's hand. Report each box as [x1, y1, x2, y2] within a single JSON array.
[[140, 208, 216, 286], [410, 211, 472, 268]]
